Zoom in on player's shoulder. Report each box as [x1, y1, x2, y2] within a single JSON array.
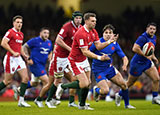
[[63, 21, 72, 28]]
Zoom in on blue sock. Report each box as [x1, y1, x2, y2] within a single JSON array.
[[119, 90, 123, 96], [95, 87, 100, 94], [122, 89, 129, 106], [27, 81, 32, 88], [90, 88, 93, 94], [107, 88, 111, 96], [152, 91, 158, 98]]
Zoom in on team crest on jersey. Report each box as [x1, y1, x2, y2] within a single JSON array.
[[73, 30, 75, 33], [111, 46, 115, 50], [41, 70, 44, 74], [48, 43, 51, 46], [16, 34, 18, 36], [58, 67, 62, 71], [12, 67, 15, 72], [98, 75, 102, 79]]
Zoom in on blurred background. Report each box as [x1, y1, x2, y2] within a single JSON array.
[[0, 0, 160, 101]]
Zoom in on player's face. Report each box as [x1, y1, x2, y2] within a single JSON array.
[[103, 29, 113, 41], [40, 29, 50, 41], [74, 16, 82, 26], [146, 25, 156, 37], [86, 17, 96, 30], [13, 18, 23, 31]]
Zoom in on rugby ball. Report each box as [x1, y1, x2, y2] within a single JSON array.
[[142, 42, 155, 56]]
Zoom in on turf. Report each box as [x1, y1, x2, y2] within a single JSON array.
[[0, 100, 160, 115]]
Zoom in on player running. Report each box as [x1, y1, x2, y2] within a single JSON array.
[[0, 15, 30, 107], [46, 11, 83, 107], [115, 22, 160, 106], [14, 27, 53, 108], [90, 24, 135, 109], [56, 13, 118, 110]]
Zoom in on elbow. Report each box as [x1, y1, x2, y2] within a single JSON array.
[[1, 41, 5, 48], [132, 47, 136, 53]]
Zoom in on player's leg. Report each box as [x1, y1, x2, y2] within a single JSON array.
[[111, 72, 135, 109], [145, 65, 160, 104], [0, 73, 13, 91], [105, 81, 113, 102], [34, 74, 49, 107], [18, 68, 31, 107], [93, 80, 109, 102], [64, 68, 78, 107]]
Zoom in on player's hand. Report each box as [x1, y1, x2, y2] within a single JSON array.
[[101, 54, 110, 61], [109, 34, 119, 43], [122, 65, 127, 71], [145, 55, 152, 61], [13, 52, 20, 57], [22, 54, 29, 61], [153, 57, 159, 65], [27, 59, 34, 65]]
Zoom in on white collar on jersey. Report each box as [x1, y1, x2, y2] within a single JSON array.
[[84, 24, 89, 33], [12, 27, 18, 32], [71, 21, 81, 29]]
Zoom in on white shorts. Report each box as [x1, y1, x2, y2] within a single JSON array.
[[48, 53, 69, 77], [3, 54, 26, 74], [68, 58, 91, 76]]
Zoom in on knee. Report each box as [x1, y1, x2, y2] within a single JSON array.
[[152, 78, 160, 83], [100, 88, 109, 95], [31, 82, 39, 87], [3, 80, 12, 86], [120, 83, 128, 90], [79, 81, 89, 88]]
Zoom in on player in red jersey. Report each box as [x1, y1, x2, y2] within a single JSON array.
[[0, 15, 30, 107], [56, 12, 118, 110], [46, 11, 83, 107]]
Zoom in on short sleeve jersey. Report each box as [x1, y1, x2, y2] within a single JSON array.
[[3, 28, 24, 56], [54, 21, 82, 58], [90, 37, 125, 72], [68, 25, 99, 62], [27, 36, 53, 65], [131, 32, 156, 63]]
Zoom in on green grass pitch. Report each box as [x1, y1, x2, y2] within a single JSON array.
[[0, 100, 160, 115]]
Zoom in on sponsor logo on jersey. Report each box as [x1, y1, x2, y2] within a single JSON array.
[[16, 39, 23, 43], [80, 39, 84, 45], [40, 47, 49, 54]]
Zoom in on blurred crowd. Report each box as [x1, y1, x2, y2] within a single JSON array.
[[0, 2, 160, 99]]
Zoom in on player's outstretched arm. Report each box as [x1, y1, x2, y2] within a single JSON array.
[[94, 34, 119, 50]]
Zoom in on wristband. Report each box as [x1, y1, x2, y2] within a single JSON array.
[[107, 40, 111, 44], [97, 56, 101, 60]]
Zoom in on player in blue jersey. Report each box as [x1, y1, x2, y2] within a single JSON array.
[[14, 27, 54, 108], [115, 22, 160, 106], [90, 24, 135, 109]]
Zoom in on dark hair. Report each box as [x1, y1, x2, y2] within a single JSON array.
[[40, 27, 50, 32], [13, 15, 23, 22], [147, 22, 157, 28], [103, 24, 115, 33], [72, 11, 83, 20], [83, 13, 96, 21]]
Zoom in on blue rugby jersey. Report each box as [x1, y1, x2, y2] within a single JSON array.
[[90, 37, 125, 73], [27, 36, 53, 65]]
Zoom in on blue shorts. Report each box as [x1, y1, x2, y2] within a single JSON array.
[[29, 63, 47, 77], [129, 60, 152, 77], [93, 66, 117, 83]]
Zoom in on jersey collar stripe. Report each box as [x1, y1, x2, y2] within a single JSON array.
[[84, 25, 89, 33], [12, 28, 18, 32]]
